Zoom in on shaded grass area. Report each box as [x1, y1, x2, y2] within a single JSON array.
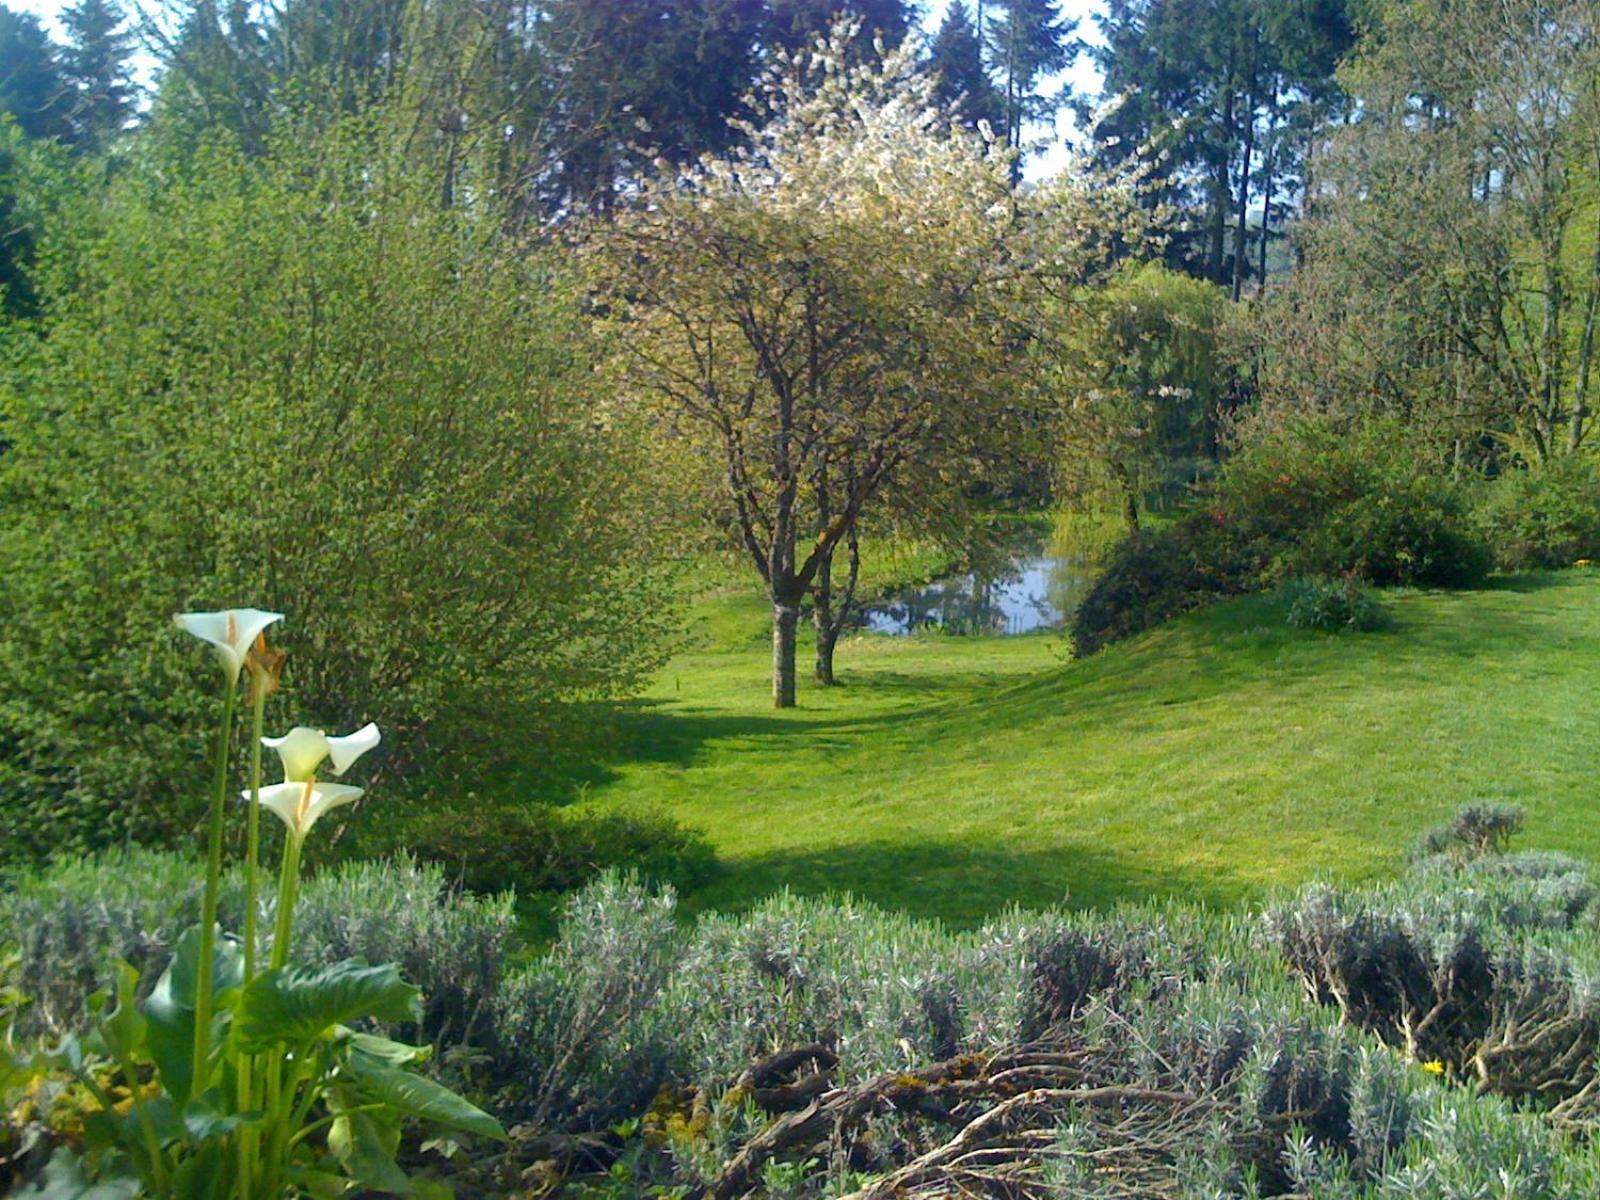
[[554, 572, 1600, 927]]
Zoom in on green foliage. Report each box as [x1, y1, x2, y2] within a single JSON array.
[[0, 117, 675, 865], [1412, 803, 1526, 866], [393, 800, 720, 899], [1269, 832, 1600, 1122], [492, 874, 687, 1130], [1048, 261, 1235, 527], [1475, 455, 1600, 571], [14, 836, 1600, 1191], [12, 930, 504, 1195], [1214, 419, 1490, 588], [1068, 513, 1260, 655], [1073, 419, 1490, 653], [1283, 577, 1386, 633], [0, 851, 515, 1051]]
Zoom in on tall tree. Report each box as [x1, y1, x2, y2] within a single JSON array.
[[1252, 0, 1600, 462], [1093, 0, 1352, 288], [985, 0, 1076, 174], [60, 0, 136, 150], [928, 0, 1001, 134], [589, 30, 1132, 703], [764, 0, 911, 56], [0, 7, 75, 141], [534, 0, 766, 215]]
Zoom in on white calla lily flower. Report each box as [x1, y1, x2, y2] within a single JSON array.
[[262, 723, 381, 782], [173, 608, 284, 684], [247, 780, 365, 843]]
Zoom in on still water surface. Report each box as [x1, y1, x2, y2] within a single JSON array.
[[855, 551, 1095, 637]]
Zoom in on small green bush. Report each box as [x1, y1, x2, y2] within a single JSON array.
[[1283, 576, 1386, 632], [1411, 802, 1525, 865], [1269, 825, 1600, 1123], [1069, 515, 1260, 655], [1290, 483, 1493, 588], [0, 849, 515, 1049], [396, 801, 720, 898], [492, 873, 686, 1130], [1475, 455, 1600, 571]]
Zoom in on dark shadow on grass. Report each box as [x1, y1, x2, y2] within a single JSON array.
[[1481, 571, 1574, 594], [533, 697, 938, 803], [680, 836, 1245, 930]]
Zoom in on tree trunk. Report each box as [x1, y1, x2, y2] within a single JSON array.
[[813, 523, 860, 686], [1110, 460, 1140, 534], [1207, 88, 1236, 283], [1257, 86, 1278, 292], [813, 551, 836, 686], [1232, 101, 1256, 303], [772, 597, 799, 708], [1569, 200, 1600, 453]]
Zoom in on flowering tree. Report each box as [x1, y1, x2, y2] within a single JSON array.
[[592, 24, 1146, 704]]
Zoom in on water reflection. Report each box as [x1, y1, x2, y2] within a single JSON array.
[[855, 552, 1094, 637]]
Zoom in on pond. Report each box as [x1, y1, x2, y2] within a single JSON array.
[[854, 549, 1097, 637]]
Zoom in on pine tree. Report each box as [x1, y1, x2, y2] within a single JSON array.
[[764, 0, 913, 57], [0, 6, 75, 141], [61, 0, 136, 150], [984, 0, 1076, 174], [928, 0, 1001, 134]]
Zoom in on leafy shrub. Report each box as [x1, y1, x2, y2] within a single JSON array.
[[1284, 576, 1387, 632], [1215, 420, 1490, 588], [1412, 802, 1525, 865], [397, 801, 720, 898], [492, 873, 686, 1130], [0, 849, 515, 1048], [1475, 454, 1600, 571], [0, 120, 676, 866], [1073, 418, 1489, 653], [1268, 834, 1600, 1124], [1069, 515, 1261, 655]]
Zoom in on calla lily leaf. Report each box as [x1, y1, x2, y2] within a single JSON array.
[[338, 1028, 431, 1069], [21, 1148, 140, 1200], [231, 959, 420, 1053], [139, 926, 244, 1105], [184, 1089, 257, 1141], [327, 1089, 409, 1195], [172, 609, 283, 684], [342, 1055, 507, 1142]]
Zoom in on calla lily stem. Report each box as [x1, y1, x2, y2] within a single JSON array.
[[271, 832, 303, 973], [191, 674, 238, 1093], [238, 679, 269, 1200]]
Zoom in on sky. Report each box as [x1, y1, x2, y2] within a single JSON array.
[[12, 0, 1107, 174]]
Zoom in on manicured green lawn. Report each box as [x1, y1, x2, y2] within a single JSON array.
[[562, 573, 1600, 926]]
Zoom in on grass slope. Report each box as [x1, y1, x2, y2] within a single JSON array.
[[563, 573, 1600, 926]]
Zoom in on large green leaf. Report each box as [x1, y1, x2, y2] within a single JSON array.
[[87, 962, 145, 1064], [231, 959, 420, 1053], [23, 1148, 140, 1200], [327, 1089, 410, 1195], [343, 1052, 506, 1142], [138, 926, 244, 1105], [339, 1028, 431, 1070]]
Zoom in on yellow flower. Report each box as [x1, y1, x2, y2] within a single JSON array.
[[1576, 559, 1593, 568], [1420, 1060, 1446, 1076]]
